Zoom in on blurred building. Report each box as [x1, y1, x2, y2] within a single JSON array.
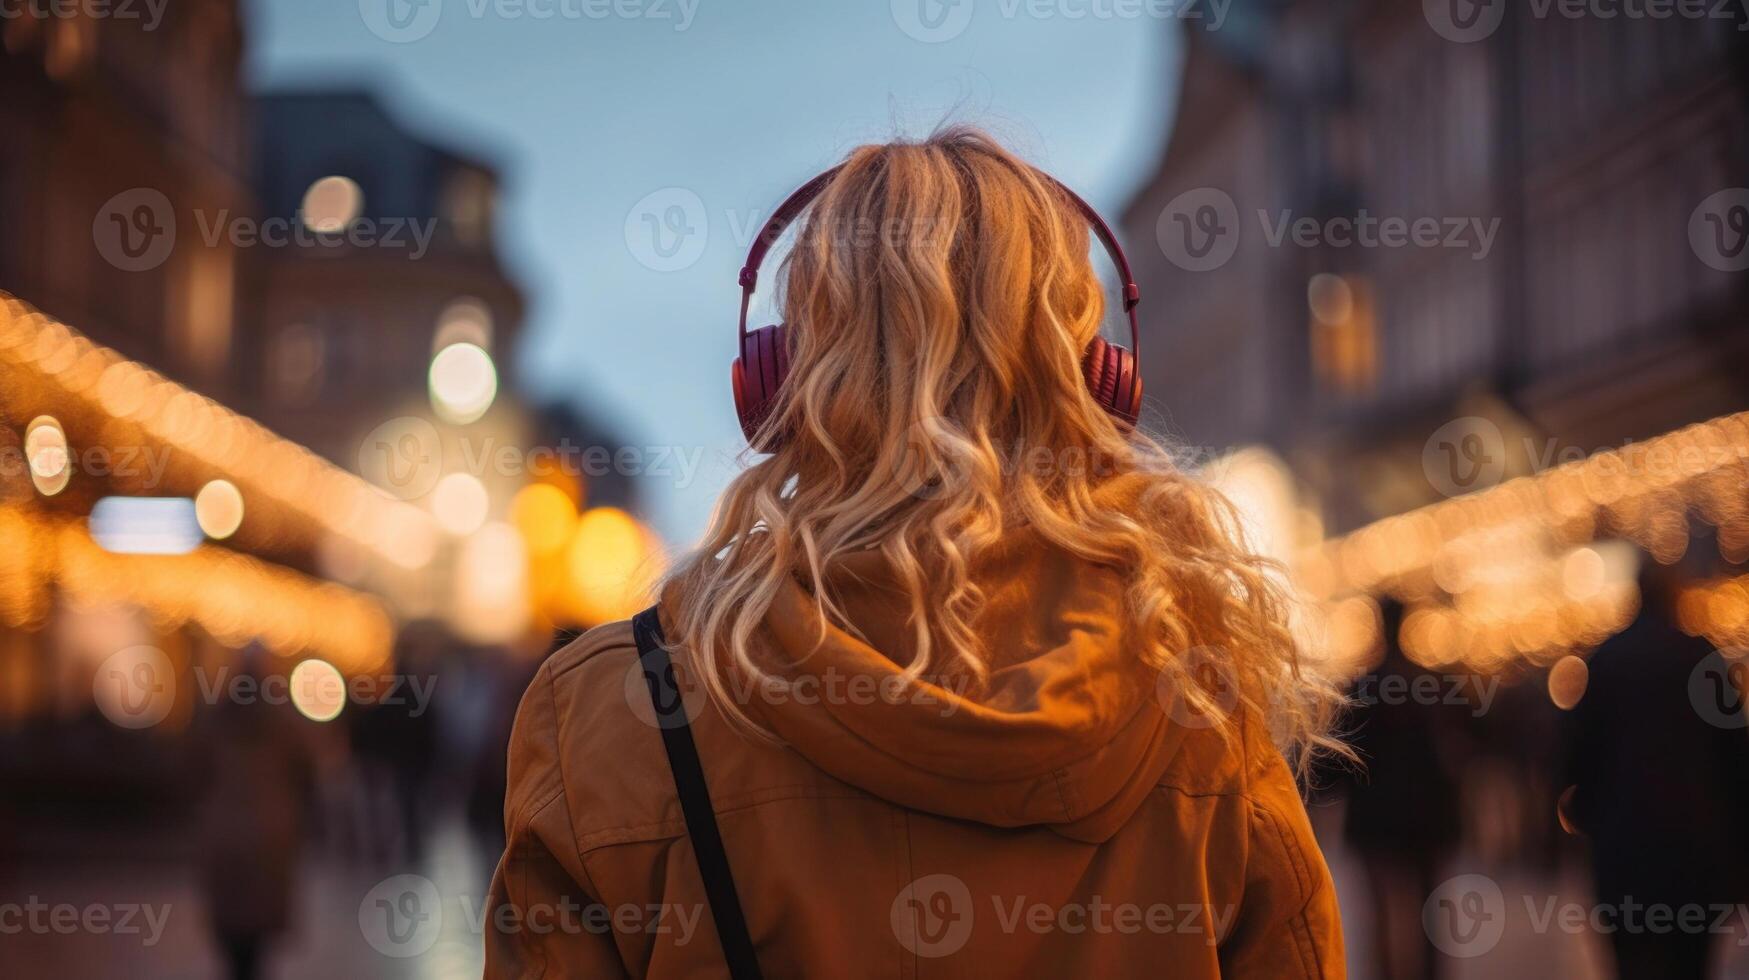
[[244, 89, 525, 466], [0, 0, 250, 398], [1124, 1, 1749, 534]]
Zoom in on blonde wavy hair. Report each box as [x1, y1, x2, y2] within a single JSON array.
[[666, 127, 1346, 772]]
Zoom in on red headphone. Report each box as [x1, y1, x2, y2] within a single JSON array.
[[731, 164, 1143, 445]]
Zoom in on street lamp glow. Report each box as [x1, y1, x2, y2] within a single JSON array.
[[511, 482, 577, 557], [195, 479, 245, 539], [25, 415, 70, 496], [289, 658, 346, 722], [301, 176, 363, 233], [431, 472, 490, 536], [428, 342, 497, 424]]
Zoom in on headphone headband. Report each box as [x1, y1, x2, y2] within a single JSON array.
[[735, 163, 1141, 358]]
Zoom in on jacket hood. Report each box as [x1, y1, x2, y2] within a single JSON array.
[[677, 474, 1187, 844]]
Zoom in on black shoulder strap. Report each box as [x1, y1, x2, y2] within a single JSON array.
[[631, 606, 764, 980]]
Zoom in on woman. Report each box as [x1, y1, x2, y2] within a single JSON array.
[[485, 128, 1347, 978]]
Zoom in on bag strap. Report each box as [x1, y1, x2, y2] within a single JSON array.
[[631, 606, 765, 980]]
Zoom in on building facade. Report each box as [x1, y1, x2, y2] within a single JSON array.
[[1123, 0, 1749, 535]]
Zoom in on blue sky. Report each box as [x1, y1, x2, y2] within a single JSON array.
[[248, 0, 1181, 544]]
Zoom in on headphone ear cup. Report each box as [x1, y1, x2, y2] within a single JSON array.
[[732, 324, 794, 444], [1083, 336, 1143, 428]]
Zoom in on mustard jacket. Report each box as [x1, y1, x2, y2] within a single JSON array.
[[484, 522, 1345, 978]]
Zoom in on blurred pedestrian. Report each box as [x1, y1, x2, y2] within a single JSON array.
[[1561, 556, 1749, 979], [198, 648, 318, 980], [1342, 598, 1470, 980]]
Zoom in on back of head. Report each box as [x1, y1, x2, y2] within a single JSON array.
[[668, 126, 1344, 773]]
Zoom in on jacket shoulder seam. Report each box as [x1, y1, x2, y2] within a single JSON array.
[[573, 784, 883, 853], [1246, 794, 1326, 978], [545, 619, 638, 682]]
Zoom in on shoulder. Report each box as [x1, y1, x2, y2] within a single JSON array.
[[505, 619, 843, 853], [503, 620, 681, 849], [1154, 703, 1293, 799]]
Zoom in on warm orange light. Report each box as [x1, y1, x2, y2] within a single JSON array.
[[290, 658, 346, 722], [431, 472, 490, 536], [511, 483, 577, 557], [301, 176, 363, 233], [24, 415, 70, 496], [195, 479, 245, 539], [563, 507, 663, 626], [1547, 655, 1589, 710]]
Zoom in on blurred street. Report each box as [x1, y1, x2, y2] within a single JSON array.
[[4, 0, 1749, 977]]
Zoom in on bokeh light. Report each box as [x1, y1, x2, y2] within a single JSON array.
[[300, 175, 363, 233], [563, 506, 663, 625], [428, 342, 498, 424], [430, 472, 490, 536], [195, 478, 245, 539], [510, 482, 577, 557], [24, 415, 70, 496], [289, 658, 346, 722]]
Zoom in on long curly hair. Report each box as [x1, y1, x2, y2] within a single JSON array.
[[665, 127, 1346, 774]]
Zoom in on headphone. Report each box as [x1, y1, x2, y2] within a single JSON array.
[[731, 164, 1143, 445]]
